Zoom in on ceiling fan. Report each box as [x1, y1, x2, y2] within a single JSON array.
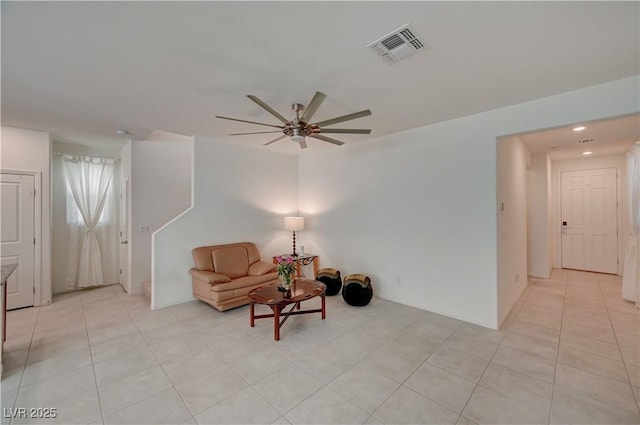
[[215, 92, 372, 149]]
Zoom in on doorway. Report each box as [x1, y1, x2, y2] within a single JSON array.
[[560, 168, 618, 274], [1, 173, 36, 309]]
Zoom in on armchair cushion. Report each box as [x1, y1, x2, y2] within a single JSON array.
[[248, 261, 276, 276], [209, 273, 278, 293], [212, 246, 249, 278], [189, 269, 231, 284]]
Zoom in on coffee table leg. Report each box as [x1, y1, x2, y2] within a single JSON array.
[[321, 294, 326, 320], [250, 302, 255, 327], [273, 306, 281, 341]]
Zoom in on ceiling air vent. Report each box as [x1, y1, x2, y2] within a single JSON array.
[[577, 138, 594, 144], [367, 23, 429, 64]]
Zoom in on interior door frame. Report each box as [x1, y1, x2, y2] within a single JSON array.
[[119, 177, 130, 293], [1, 170, 43, 306], [554, 163, 624, 275]]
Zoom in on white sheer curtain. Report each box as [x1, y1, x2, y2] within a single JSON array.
[[622, 142, 640, 306], [63, 155, 118, 289]]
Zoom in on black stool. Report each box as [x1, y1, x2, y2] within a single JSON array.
[[342, 274, 373, 306], [316, 268, 342, 296]]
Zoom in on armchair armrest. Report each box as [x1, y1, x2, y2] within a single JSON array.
[[189, 269, 231, 284]]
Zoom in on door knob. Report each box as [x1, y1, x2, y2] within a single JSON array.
[[121, 240, 128, 245]]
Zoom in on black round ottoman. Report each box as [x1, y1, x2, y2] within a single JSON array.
[[316, 268, 342, 296], [342, 274, 373, 306]]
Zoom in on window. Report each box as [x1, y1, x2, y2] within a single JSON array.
[[65, 180, 115, 226], [63, 155, 117, 227]]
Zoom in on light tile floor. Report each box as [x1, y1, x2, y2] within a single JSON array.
[[1, 269, 639, 424]]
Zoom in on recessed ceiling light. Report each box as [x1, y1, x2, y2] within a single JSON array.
[[582, 151, 593, 156], [117, 129, 129, 135], [573, 126, 586, 132]]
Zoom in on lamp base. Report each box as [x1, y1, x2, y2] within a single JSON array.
[[291, 231, 298, 258]]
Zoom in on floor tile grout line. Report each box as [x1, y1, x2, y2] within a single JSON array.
[[13, 300, 42, 400], [151, 301, 335, 422], [597, 278, 640, 415], [377, 321, 468, 422], [17, 295, 104, 423], [93, 288, 192, 423], [6, 271, 637, 424], [113, 300, 191, 420], [3, 305, 41, 425], [13, 288, 119, 425], [82, 287, 117, 425], [547, 271, 568, 425], [276, 301, 427, 423], [455, 278, 551, 424], [289, 308, 405, 419], [553, 273, 640, 418], [308, 312, 428, 424]]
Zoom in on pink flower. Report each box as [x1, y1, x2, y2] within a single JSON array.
[[276, 256, 283, 263], [286, 257, 293, 264]]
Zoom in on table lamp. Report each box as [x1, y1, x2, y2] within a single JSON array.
[[284, 216, 304, 256]]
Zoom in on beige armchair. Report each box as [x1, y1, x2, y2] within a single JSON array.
[[189, 242, 279, 311]]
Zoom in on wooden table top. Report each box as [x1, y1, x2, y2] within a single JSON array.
[[248, 279, 326, 306]]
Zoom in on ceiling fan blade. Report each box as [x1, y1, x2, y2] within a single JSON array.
[[309, 134, 344, 146], [228, 131, 283, 136], [313, 109, 372, 128], [299, 139, 308, 149], [262, 135, 287, 146], [317, 128, 371, 134], [247, 95, 288, 124], [300, 91, 327, 123], [215, 115, 284, 129]]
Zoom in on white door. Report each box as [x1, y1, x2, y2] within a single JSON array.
[[561, 168, 618, 274], [119, 178, 129, 293], [1, 173, 35, 309]]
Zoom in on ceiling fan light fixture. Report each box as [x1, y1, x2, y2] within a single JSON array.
[[216, 91, 372, 150], [291, 125, 305, 143]]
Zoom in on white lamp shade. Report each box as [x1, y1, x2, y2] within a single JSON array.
[[284, 216, 304, 231]]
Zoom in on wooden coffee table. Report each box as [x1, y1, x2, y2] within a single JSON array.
[[248, 279, 326, 341]]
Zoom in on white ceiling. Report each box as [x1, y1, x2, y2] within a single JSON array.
[[518, 113, 639, 160], [2, 1, 639, 156]]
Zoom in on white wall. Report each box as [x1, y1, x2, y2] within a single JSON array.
[[51, 141, 122, 294], [497, 136, 529, 325], [527, 152, 553, 279], [298, 127, 500, 328], [130, 131, 193, 294], [551, 154, 627, 275], [0, 126, 52, 305], [152, 137, 297, 309], [299, 75, 640, 329]]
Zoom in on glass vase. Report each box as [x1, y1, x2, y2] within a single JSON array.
[[280, 273, 292, 290]]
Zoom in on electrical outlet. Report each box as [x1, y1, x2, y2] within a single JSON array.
[[140, 226, 149, 233], [515, 273, 520, 283], [396, 276, 402, 285]]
